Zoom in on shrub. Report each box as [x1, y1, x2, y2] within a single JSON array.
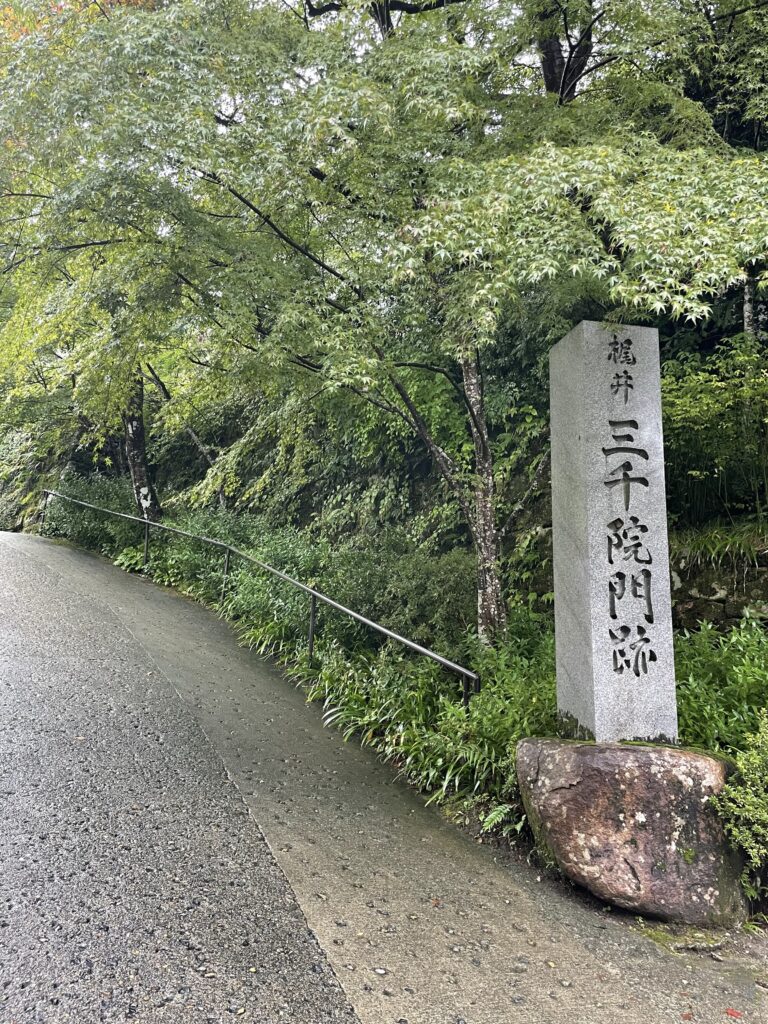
[[305, 611, 557, 830], [714, 711, 768, 899], [675, 619, 768, 753], [43, 471, 137, 553], [663, 335, 768, 524], [0, 428, 41, 529], [323, 532, 476, 656], [45, 476, 475, 661]]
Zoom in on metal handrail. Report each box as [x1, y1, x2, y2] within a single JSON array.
[[40, 489, 480, 704]]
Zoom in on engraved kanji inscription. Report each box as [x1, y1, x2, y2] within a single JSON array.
[[609, 624, 658, 676], [607, 516, 653, 565], [603, 420, 650, 511], [608, 569, 654, 624], [611, 370, 634, 404], [604, 461, 650, 512], [607, 335, 637, 365], [602, 419, 649, 461]]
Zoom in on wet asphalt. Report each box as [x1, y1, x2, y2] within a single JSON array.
[[0, 535, 356, 1023], [0, 533, 764, 1024]]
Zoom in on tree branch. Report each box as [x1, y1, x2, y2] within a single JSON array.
[[304, 0, 342, 15], [711, 0, 768, 22], [344, 383, 417, 428], [198, 168, 363, 298], [388, 0, 466, 12], [286, 349, 418, 428], [0, 191, 53, 200], [370, 343, 471, 516], [559, 8, 604, 103], [551, 1, 768, 98], [145, 362, 226, 506], [53, 238, 126, 252]]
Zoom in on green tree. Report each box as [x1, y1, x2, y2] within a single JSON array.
[[3, 0, 768, 634]]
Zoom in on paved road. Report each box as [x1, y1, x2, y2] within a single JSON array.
[[0, 533, 764, 1024]]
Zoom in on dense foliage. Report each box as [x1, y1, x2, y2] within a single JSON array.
[[2, 0, 768, 872], [44, 484, 768, 847], [716, 712, 768, 899]]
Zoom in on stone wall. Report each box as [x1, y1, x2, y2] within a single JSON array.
[[671, 555, 768, 631], [523, 523, 768, 632]]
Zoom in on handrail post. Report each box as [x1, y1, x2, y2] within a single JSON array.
[[39, 490, 49, 530], [143, 520, 150, 567], [308, 592, 318, 664], [221, 547, 231, 604]]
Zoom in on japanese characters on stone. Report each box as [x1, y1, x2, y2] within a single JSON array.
[[604, 336, 657, 678], [550, 320, 677, 741]]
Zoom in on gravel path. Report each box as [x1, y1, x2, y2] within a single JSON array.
[[0, 533, 764, 1024]]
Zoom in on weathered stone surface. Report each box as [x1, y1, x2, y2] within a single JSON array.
[[549, 321, 677, 743], [671, 558, 768, 630], [517, 738, 746, 926], [724, 600, 747, 619], [677, 598, 726, 624]]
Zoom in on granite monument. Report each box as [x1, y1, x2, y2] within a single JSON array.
[[549, 320, 678, 742]]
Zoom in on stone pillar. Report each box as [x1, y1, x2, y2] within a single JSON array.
[[549, 321, 677, 742]]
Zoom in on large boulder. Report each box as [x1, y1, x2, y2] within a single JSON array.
[[516, 738, 745, 926]]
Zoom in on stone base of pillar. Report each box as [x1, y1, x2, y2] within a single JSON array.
[[516, 738, 746, 926]]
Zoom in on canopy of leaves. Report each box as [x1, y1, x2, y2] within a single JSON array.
[[1, 0, 767, 596]]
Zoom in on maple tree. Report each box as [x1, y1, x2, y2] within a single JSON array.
[[2, 0, 768, 635]]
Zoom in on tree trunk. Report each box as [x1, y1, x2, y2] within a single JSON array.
[[538, 34, 565, 95], [370, 1, 393, 37], [459, 350, 507, 641], [537, 4, 594, 103], [375, 344, 507, 640], [123, 375, 162, 521], [473, 476, 507, 642], [145, 363, 226, 508]]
